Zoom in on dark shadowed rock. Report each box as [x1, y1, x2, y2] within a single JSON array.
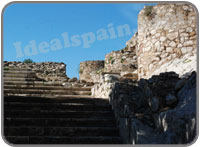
[[157, 72, 196, 144], [69, 77, 78, 83], [109, 71, 196, 144], [165, 93, 177, 106], [175, 77, 187, 91], [149, 96, 160, 112]]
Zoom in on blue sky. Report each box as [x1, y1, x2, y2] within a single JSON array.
[[3, 2, 155, 78]]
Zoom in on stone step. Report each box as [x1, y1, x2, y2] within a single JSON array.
[[4, 94, 92, 98], [4, 73, 36, 78], [4, 81, 63, 86], [4, 127, 119, 137], [4, 110, 114, 119], [5, 136, 122, 144], [4, 95, 108, 102], [4, 77, 36, 81], [4, 102, 111, 111], [5, 118, 116, 127], [4, 96, 109, 105], [4, 70, 36, 74], [4, 68, 32, 71], [4, 89, 91, 95], [4, 94, 96, 99], [4, 85, 91, 91]]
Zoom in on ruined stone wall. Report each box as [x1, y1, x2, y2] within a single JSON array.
[[109, 71, 196, 144], [91, 3, 197, 144], [4, 61, 68, 82], [104, 44, 137, 75], [79, 60, 104, 83], [133, 3, 197, 79]]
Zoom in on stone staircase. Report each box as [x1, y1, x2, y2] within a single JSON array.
[[3, 68, 122, 144], [4, 68, 92, 98]]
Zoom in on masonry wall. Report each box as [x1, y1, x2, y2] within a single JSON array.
[[79, 60, 104, 83], [131, 3, 197, 79], [4, 61, 68, 82], [104, 37, 138, 75]]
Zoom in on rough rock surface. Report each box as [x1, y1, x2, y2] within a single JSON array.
[[4, 61, 68, 82], [92, 74, 120, 98], [104, 45, 137, 74], [79, 60, 104, 83], [108, 71, 196, 144], [4, 61, 93, 88], [150, 54, 197, 78]]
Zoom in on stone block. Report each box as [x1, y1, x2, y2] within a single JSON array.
[[169, 41, 176, 48], [183, 40, 193, 47], [160, 36, 167, 42]]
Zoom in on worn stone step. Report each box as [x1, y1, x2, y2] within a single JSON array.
[[4, 81, 63, 86], [4, 96, 107, 104], [4, 94, 95, 99], [4, 70, 36, 74], [5, 136, 122, 144], [4, 85, 91, 91], [4, 89, 91, 95], [4, 73, 36, 78], [4, 127, 119, 137], [4, 68, 32, 71], [4, 93, 93, 98], [4, 102, 111, 111], [4, 77, 36, 81], [4, 110, 114, 118], [4, 117, 116, 127]]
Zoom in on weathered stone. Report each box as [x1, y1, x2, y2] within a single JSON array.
[[79, 60, 104, 83], [155, 33, 161, 38], [186, 27, 193, 33], [166, 47, 173, 53], [177, 44, 182, 48], [151, 30, 156, 35], [149, 64, 154, 71], [131, 119, 157, 144], [104, 40, 137, 75], [169, 41, 176, 47], [4, 61, 67, 83], [158, 72, 196, 144], [104, 74, 120, 83], [144, 46, 151, 52], [181, 32, 189, 37], [160, 53, 168, 58], [165, 93, 177, 106], [155, 41, 160, 48], [153, 57, 160, 61], [189, 31, 196, 36], [186, 47, 193, 52], [167, 32, 178, 40], [183, 40, 193, 47], [80, 80, 87, 84], [181, 47, 187, 54], [149, 96, 160, 112], [175, 78, 187, 91], [160, 36, 167, 42], [68, 77, 78, 82], [183, 5, 189, 10]]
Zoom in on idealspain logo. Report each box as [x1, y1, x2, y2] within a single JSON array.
[[14, 23, 135, 58]]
